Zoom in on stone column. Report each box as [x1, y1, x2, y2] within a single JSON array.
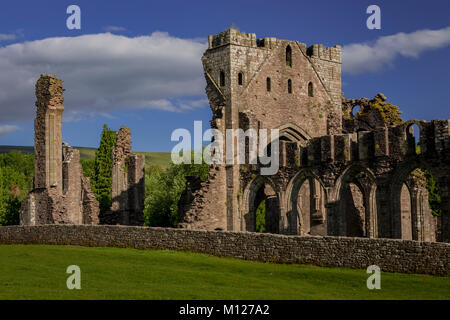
[[34, 74, 64, 194], [111, 126, 132, 214]]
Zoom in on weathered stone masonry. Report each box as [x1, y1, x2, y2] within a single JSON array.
[[0, 225, 448, 276], [20, 74, 145, 227], [102, 126, 145, 225], [179, 29, 450, 243], [20, 74, 100, 225]]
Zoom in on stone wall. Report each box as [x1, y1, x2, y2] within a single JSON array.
[[21, 74, 99, 226], [0, 225, 448, 276], [102, 126, 145, 225], [185, 28, 344, 231]]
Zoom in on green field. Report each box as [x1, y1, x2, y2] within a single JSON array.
[[0, 245, 448, 300], [0, 145, 172, 169]]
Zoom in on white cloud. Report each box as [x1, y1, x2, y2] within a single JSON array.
[[0, 33, 16, 41], [0, 32, 208, 123], [342, 26, 450, 74], [0, 125, 20, 137], [103, 26, 127, 32]]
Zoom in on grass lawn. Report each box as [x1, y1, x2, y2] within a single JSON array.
[[0, 245, 448, 300]]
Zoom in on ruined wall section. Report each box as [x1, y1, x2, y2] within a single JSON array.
[[62, 146, 83, 224], [285, 120, 450, 166], [34, 74, 64, 193], [306, 44, 342, 135], [225, 29, 339, 138], [179, 166, 227, 230], [81, 176, 100, 225], [181, 29, 343, 232], [103, 126, 145, 225], [21, 74, 99, 226]]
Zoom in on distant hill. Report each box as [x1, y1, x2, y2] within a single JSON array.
[[0, 146, 172, 169]]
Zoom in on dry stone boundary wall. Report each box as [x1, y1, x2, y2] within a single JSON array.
[[0, 225, 448, 276]]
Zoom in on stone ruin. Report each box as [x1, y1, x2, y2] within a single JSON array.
[[20, 74, 99, 225], [101, 126, 145, 225], [179, 28, 450, 243], [20, 74, 145, 226]]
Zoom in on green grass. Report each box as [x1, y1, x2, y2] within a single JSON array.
[[0, 146, 172, 169], [0, 245, 448, 300]]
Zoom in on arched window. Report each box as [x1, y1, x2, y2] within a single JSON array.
[[406, 123, 421, 155], [288, 79, 292, 94], [266, 77, 271, 92], [238, 72, 243, 85], [308, 82, 313, 97], [351, 105, 360, 117], [220, 71, 225, 86], [286, 45, 292, 67]]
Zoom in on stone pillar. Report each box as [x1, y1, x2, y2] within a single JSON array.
[[21, 74, 100, 226], [111, 126, 132, 215], [34, 74, 64, 193], [106, 126, 145, 225]]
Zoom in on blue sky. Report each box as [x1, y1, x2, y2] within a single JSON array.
[[0, 0, 449, 151]]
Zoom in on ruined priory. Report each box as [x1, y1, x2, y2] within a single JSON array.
[[20, 28, 450, 243]]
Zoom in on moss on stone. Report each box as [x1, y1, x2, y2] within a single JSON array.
[[360, 98, 404, 125]]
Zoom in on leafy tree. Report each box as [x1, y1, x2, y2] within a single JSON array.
[[144, 154, 209, 228], [93, 125, 117, 214], [0, 151, 35, 225], [255, 200, 266, 233], [80, 159, 95, 180], [423, 169, 442, 217]]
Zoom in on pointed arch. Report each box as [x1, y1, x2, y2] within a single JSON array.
[[242, 175, 281, 233], [276, 123, 311, 145], [285, 170, 327, 235], [390, 160, 437, 241], [333, 165, 378, 238]]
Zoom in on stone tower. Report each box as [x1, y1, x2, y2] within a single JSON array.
[[180, 28, 342, 231], [20, 74, 100, 225], [179, 30, 450, 243]]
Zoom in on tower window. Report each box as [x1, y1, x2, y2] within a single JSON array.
[[308, 82, 314, 97], [288, 79, 292, 94], [266, 77, 271, 92], [220, 71, 225, 86], [286, 45, 292, 67], [238, 72, 243, 85]]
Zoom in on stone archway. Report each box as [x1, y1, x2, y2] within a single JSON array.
[[242, 176, 281, 233], [341, 182, 366, 237], [285, 170, 327, 236], [334, 165, 377, 238], [391, 163, 437, 241]]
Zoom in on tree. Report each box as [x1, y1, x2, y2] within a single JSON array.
[[80, 159, 95, 180], [93, 124, 117, 214], [423, 169, 442, 217], [144, 154, 209, 228], [255, 200, 266, 233], [0, 151, 35, 225]]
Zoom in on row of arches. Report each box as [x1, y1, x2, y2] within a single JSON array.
[[241, 164, 438, 241]]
